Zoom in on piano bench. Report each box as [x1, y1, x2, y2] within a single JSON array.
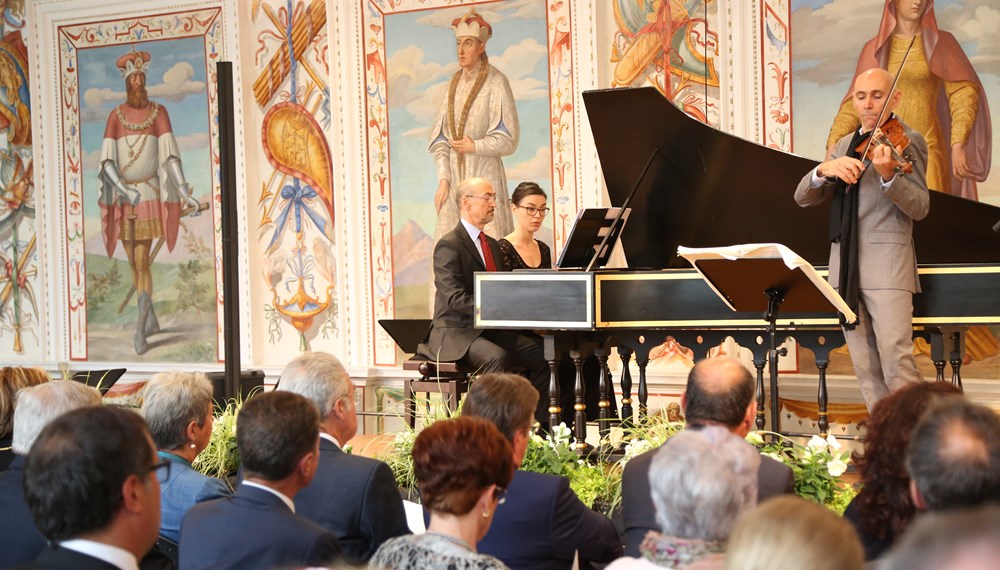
[[402, 357, 473, 428]]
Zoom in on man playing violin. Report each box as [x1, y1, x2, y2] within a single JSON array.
[[795, 67, 930, 411]]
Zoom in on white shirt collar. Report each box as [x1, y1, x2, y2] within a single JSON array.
[[460, 217, 482, 241], [319, 432, 342, 448], [241, 481, 296, 513], [59, 539, 138, 570]]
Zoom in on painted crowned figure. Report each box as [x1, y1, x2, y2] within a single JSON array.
[[428, 9, 519, 242], [98, 49, 200, 355]]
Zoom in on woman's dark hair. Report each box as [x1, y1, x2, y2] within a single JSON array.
[[511, 181, 546, 205], [414, 416, 513, 515], [852, 381, 961, 541]]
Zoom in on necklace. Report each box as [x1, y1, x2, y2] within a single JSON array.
[[117, 102, 159, 133], [425, 531, 473, 552]]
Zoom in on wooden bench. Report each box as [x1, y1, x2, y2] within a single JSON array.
[[402, 357, 473, 428]]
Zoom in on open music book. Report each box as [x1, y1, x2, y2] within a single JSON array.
[[677, 243, 857, 323]]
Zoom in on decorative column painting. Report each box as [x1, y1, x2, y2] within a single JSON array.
[[0, 0, 34, 357], [608, 0, 721, 129], [58, 8, 226, 361], [251, 0, 337, 354], [364, 0, 579, 365]]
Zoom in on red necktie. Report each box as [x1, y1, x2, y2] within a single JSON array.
[[478, 231, 497, 271]]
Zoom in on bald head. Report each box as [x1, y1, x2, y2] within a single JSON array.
[[852, 67, 902, 132], [683, 357, 755, 431], [907, 397, 1000, 511]]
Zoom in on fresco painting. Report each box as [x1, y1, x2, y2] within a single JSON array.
[[59, 9, 225, 361]]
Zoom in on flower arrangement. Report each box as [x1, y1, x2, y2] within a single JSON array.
[[749, 432, 856, 513], [191, 397, 243, 490]]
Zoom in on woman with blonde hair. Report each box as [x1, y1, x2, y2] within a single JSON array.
[[0, 366, 49, 470], [723, 495, 863, 570]]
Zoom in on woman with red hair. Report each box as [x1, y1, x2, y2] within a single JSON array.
[[372, 416, 514, 570], [843, 380, 962, 560]]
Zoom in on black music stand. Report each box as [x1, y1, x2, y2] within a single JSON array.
[[556, 207, 630, 269], [681, 245, 853, 433]]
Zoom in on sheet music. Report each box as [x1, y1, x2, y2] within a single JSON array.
[[676, 243, 857, 323]]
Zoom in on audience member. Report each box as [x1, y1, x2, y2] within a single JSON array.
[[723, 495, 863, 570], [609, 426, 759, 570], [622, 357, 793, 556], [0, 366, 49, 470], [461, 372, 622, 570], [372, 416, 513, 570], [20, 405, 163, 569], [842, 381, 961, 560], [881, 505, 1000, 570], [140, 372, 232, 544], [179, 391, 340, 570], [278, 351, 409, 562], [907, 397, 1000, 511], [0, 381, 102, 567]]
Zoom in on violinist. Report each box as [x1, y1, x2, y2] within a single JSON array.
[[795, 67, 929, 411]]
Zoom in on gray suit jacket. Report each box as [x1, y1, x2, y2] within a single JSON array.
[[418, 222, 504, 362], [794, 121, 929, 293], [620, 440, 795, 557]]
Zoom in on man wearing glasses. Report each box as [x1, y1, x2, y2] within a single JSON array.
[[20, 405, 165, 570], [418, 177, 551, 424]]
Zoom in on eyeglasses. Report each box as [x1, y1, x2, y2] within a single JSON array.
[[465, 193, 497, 203], [493, 486, 507, 505], [516, 205, 550, 217], [145, 458, 171, 480]]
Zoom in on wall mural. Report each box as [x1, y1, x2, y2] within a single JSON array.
[[791, 0, 999, 380], [58, 8, 225, 361], [364, 0, 579, 365], [608, 0, 722, 129], [0, 0, 34, 356], [250, 0, 337, 353]]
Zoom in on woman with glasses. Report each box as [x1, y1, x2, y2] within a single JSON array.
[[140, 371, 232, 544], [497, 181, 551, 270], [372, 416, 514, 570]]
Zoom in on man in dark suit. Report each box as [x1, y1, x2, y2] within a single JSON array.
[[461, 372, 622, 569], [179, 392, 340, 570], [0, 381, 102, 568], [278, 351, 410, 562], [621, 357, 795, 556], [18, 405, 163, 569], [418, 177, 550, 421]]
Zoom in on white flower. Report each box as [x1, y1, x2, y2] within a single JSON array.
[[807, 435, 828, 453], [825, 434, 842, 451], [763, 451, 785, 463], [745, 432, 764, 446], [827, 457, 848, 477], [551, 422, 572, 443]]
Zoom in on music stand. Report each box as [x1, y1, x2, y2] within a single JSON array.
[[678, 244, 855, 434], [556, 208, 630, 269], [70, 368, 126, 395]]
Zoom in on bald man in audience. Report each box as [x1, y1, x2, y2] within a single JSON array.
[[621, 357, 795, 556], [180, 391, 340, 570], [19, 405, 163, 569], [278, 352, 409, 563], [883, 505, 1000, 570], [0, 381, 101, 567], [906, 397, 1000, 512]]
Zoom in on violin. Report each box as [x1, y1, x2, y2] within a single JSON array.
[[854, 116, 913, 175]]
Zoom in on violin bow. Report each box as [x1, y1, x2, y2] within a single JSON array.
[[859, 35, 916, 161]]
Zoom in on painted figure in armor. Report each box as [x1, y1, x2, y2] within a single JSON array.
[[98, 49, 200, 355]]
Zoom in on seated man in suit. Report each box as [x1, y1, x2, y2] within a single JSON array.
[[278, 351, 410, 562], [418, 177, 550, 422], [907, 397, 1000, 512], [621, 356, 795, 556], [180, 392, 340, 570], [461, 372, 622, 570], [20, 405, 163, 569], [0, 381, 103, 568]]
